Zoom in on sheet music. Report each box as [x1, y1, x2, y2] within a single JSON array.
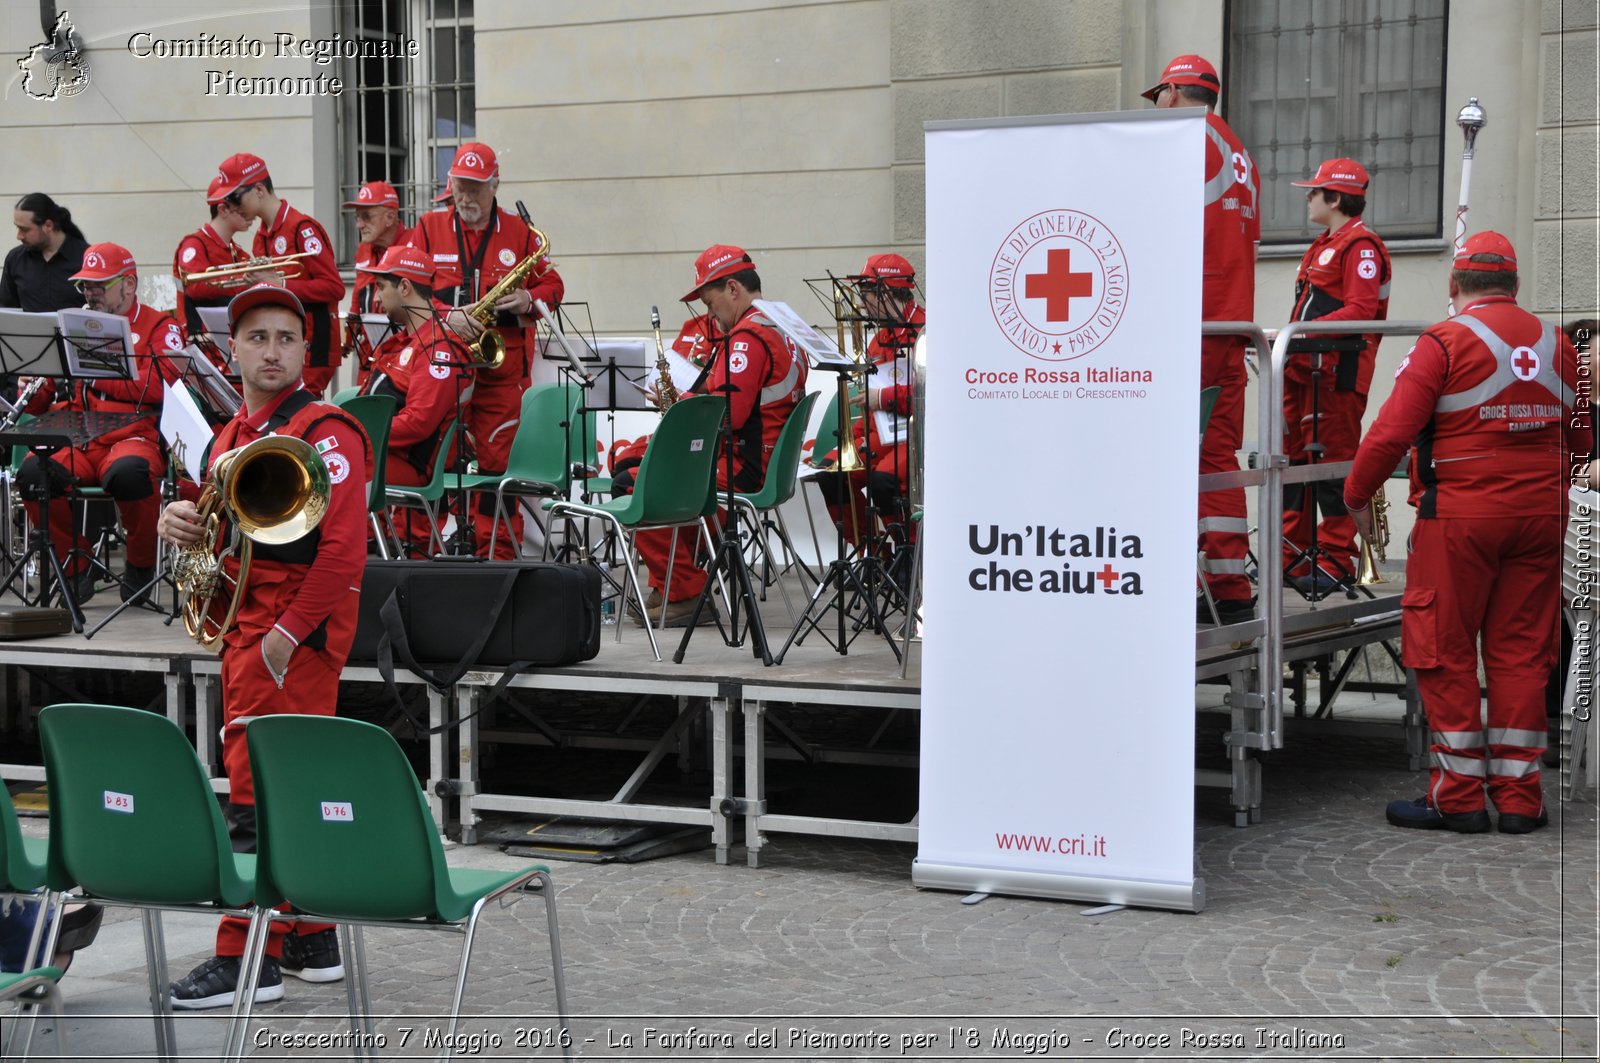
[[57, 308, 136, 380], [752, 299, 852, 366], [196, 306, 234, 365], [359, 313, 394, 349], [181, 342, 243, 417], [872, 355, 910, 443], [160, 380, 217, 485]]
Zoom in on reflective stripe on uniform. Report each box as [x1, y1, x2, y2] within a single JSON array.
[[1199, 557, 1249, 574], [1434, 729, 1486, 750], [1433, 752, 1487, 777], [1486, 727, 1548, 749], [1488, 757, 1542, 778], [1198, 516, 1250, 534], [1434, 316, 1570, 413]]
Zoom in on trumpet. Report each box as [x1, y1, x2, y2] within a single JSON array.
[[1356, 485, 1391, 585], [180, 252, 313, 290]]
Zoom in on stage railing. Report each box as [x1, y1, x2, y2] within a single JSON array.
[[1201, 319, 1434, 763]]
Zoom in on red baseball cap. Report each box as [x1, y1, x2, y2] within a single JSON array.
[[70, 243, 137, 282], [355, 243, 434, 285], [682, 244, 753, 301], [1141, 54, 1221, 101], [228, 283, 306, 329], [856, 253, 916, 290], [213, 153, 270, 199], [1292, 157, 1370, 196], [1453, 230, 1518, 273], [343, 181, 400, 209], [205, 176, 229, 205], [448, 142, 498, 182]]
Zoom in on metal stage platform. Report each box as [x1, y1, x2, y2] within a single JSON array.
[[0, 564, 1421, 863]]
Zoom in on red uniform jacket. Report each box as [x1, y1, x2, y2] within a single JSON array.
[[407, 205, 564, 386], [28, 302, 186, 444], [1203, 112, 1260, 324], [254, 201, 345, 372], [174, 224, 249, 339], [1345, 295, 1584, 518], [210, 387, 370, 655], [363, 303, 474, 476], [1289, 218, 1392, 394], [348, 228, 415, 315], [689, 305, 808, 492]]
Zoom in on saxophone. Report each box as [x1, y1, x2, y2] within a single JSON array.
[[462, 224, 551, 370], [649, 305, 679, 410]]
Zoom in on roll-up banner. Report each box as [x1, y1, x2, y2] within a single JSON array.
[[915, 110, 1206, 912]]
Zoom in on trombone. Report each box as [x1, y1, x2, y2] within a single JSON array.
[[180, 252, 313, 290]]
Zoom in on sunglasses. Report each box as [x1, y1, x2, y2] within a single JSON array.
[[73, 276, 125, 296], [225, 185, 255, 207]]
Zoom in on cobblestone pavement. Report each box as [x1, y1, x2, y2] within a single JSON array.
[[9, 731, 1597, 1062]]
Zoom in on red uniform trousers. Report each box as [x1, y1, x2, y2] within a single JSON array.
[[214, 638, 341, 959], [1282, 380, 1367, 579], [1198, 336, 1251, 603], [467, 378, 526, 559], [634, 473, 728, 604], [22, 432, 164, 573], [819, 447, 910, 548], [1403, 517, 1558, 817]]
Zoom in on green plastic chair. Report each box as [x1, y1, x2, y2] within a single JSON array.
[[546, 394, 727, 660], [330, 385, 361, 406], [796, 384, 857, 570], [384, 419, 461, 557], [455, 383, 594, 557], [1199, 385, 1222, 443], [337, 394, 398, 557], [733, 391, 820, 617], [37, 703, 266, 1062], [0, 782, 51, 970], [245, 714, 569, 1059], [0, 966, 66, 1060]]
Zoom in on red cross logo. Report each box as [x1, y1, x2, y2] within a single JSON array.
[[1095, 563, 1120, 591], [1511, 346, 1540, 381], [1024, 248, 1094, 323], [1232, 152, 1249, 184]]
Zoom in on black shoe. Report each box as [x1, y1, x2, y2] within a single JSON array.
[[120, 564, 156, 604], [1197, 596, 1256, 625], [280, 927, 344, 983], [169, 954, 284, 1010], [1290, 570, 1353, 598], [55, 902, 104, 954], [1384, 795, 1492, 833], [66, 571, 97, 606], [1498, 808, 1550, 834]]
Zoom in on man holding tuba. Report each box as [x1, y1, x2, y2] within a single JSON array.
[[358, 244, 474, 554], [159, 284, 370, 1009], [408, 142, 564, 557]]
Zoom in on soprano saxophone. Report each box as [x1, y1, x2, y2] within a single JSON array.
[[649, 305, 679, 410]]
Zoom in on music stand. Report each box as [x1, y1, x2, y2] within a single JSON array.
[[1283, 337, 1370, 603], [196, 306, 235, 368]]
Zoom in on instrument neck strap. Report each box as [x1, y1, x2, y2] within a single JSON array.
[[453, 207, 497, 302]]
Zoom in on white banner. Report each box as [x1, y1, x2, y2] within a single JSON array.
[[914, 110, 1206, 912]]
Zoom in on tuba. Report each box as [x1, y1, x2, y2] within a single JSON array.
[[175, 435, 331, 650]]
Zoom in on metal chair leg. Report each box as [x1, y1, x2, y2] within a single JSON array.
[[140, 908, 178, 1063]]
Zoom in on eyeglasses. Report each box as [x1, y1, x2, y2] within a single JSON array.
[[73, 276, 125, 296], [225, 185, 254, 207]]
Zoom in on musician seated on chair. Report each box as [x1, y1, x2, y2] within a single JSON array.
[[813, 253, 925, 549], [344, 180, 412, 388], [357, 244, 474, 556], [616, 245, 808, 628], [16, 242, 185, 605]]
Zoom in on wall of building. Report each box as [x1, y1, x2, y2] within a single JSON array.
[[1535, 0, 1599, 322], [0, 2, 333, 310]]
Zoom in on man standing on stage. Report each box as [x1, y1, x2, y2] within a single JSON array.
[[17, 243, 184, 604], [630, 245, 807, 626], [173, 177, 252, 339], [1345, 232, 1583, 835], [3, 193, 88, 313], [409, 142, 563, 557], [1144, 54, 1260, 625], [160, 284, 369, 1006], [1282, 158, 1391, 595], [345, 180, 411, 387], [358, 244, 474, 553], [212, 153, 346, 397], [815, 253, 925, 546]]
